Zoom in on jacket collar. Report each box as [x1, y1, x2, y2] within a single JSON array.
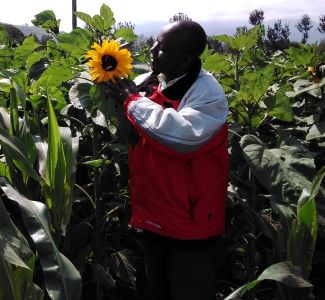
[[137, 59, 202, 101]]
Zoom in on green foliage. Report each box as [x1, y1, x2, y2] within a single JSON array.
[[0, 178, 81, 300], [0, 124, 39, 182], [32, 10, 60, 34], [57, 28, 93, 59], [226, 167, 325, 300], [240, 134, 315, 203], [75, 3, 115, 39], [207, 22, 325, 299], [42, 94, 78, 234], [213, 26, 260, 52], [288, 166, 325, 278], [0, 3, 325, 300], [0, 197, 43, 300], [113, 27, 138, 43], [286, 44, 316, 67], [225, 262, 312, 300], [13, 36, 40, 69]]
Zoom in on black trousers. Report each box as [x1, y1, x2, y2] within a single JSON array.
[[142, 231, 224, 300]]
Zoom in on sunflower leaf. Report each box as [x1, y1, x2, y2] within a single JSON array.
[[74, 12, 93, 28], [100, 4, 115, 29]]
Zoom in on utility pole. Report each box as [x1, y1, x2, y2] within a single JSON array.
[[72, 0, 77, 29]]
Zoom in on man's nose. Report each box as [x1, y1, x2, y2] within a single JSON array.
[[150, 42, 158, 55]]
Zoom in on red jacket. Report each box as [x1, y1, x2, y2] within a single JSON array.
[[125, 85, 229, 239]]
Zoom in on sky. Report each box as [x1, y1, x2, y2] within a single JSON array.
[[0, 0, 324, 33]]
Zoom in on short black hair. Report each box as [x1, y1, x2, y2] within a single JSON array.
[[169, 20, 207, 56]]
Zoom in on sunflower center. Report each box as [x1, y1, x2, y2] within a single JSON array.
[[102, 55, 117, 71]]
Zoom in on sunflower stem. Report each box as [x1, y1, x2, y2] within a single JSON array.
[[92, 124, 104, 300]]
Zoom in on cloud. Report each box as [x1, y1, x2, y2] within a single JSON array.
[[0, 0, 323, 32]]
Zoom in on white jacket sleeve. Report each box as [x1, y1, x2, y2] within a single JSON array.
[[126, 70, 228, 153]]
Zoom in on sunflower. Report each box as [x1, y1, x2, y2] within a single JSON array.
[[86, 39, 133, 83]]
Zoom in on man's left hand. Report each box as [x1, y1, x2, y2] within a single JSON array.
[[104, 78, 138, 103]]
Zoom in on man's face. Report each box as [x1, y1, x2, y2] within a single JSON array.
[[150, 25, 185, 78]]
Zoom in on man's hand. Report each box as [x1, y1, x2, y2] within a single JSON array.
[[104, 78, 138, 103]]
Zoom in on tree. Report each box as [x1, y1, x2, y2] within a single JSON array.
[[0, 23, 25, 46], [207, 37, 224, 53], [296, 14, 313, 44], [146, 35, 155, 48], [113, 21, 135, 31], [249, 9, 264, 26], [265, 19, 290, 52], [234, 26, 248, 37], [318, 14, 325, 33], [169, 12, 192, 23]]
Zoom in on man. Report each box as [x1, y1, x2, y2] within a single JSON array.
[[108, 20, 228, 300]]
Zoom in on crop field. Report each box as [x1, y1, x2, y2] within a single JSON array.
[[0, 4, 325, 300]]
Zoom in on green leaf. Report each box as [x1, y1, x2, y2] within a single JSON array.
[[286, 78, 325, 98], [43, 93, 78, 232], [9, 85, 19, 136], [0, 69, 17, 79], [1, 237, 29, 269], [0, 125, 39, 181], [92, 263, 116, 288], [0, 161, 10, 179], [27, 53, 49, 81], [47, 87, 66, 110], [213, 34, 236, 49], [239, 69, 272, 104], [59, 127, 79, 227], [286, 45, 315, 67], [0, 178, 82, 300], [225, 262, 312, 300], [257, 262, 312, 286], [92, 14, 105, 33], [32, 10, 60, 33], [310, 165, 325, 200], [0, 198, 34, 270], [100, 3, 115, 29], [297, 194, 318, 240], [0, 195, 42, 300], [74, 12, 93, 27], [69, 81, 93, 111], [12, 71, 28, 109], [30, 94, 46, 109], [270, 200, 295, 239], [45, 94, 67, 226], [108, 250, 136, 287], [288, 210, 316, 278], [288, 166, 325, 278], [266, 84, 293, 122], [31, 62, 77, 94], [202, 52, 232, 74], [0, 48, 14, 69], [13, 36, 40, 69], [213, 26, 259, 52], [0, 251, 17, 299], [306, 121, 325, 141], [113, 28, 137, 43], [81, 159, 111, 167], [240, 135, 314, 203], [57, 28, 93, 59]]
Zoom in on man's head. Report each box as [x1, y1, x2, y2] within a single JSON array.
[[150, 20, 207, 81]]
